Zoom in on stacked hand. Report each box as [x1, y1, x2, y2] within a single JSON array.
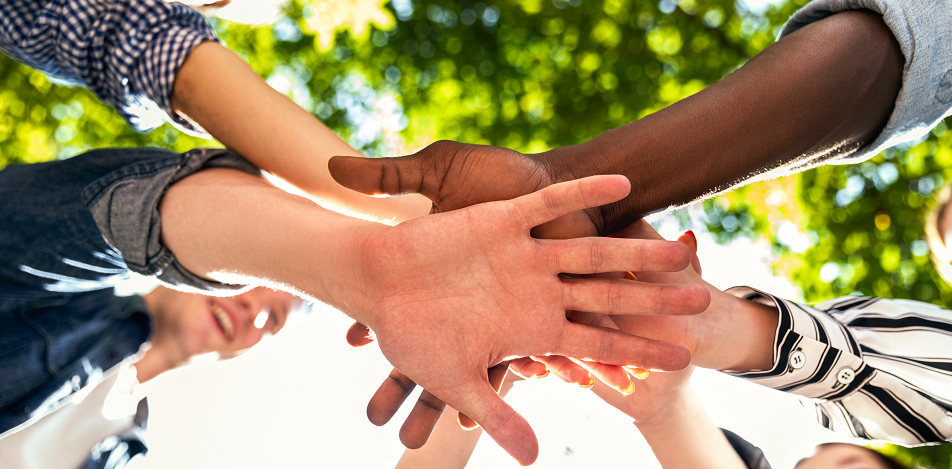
[[335, 174, 710, 464], [328, 140, 604, 238]]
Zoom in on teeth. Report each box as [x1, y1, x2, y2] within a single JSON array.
[[212, 305, 234, 340]]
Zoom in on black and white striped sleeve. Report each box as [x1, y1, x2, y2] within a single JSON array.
[[724, 287, 952, 445]]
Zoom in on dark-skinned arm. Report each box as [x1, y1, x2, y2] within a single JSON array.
[[330, 9, 904, 236]]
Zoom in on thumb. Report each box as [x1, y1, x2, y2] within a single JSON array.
[[444, 377, 539, 465], [328, 154, 427, 198]]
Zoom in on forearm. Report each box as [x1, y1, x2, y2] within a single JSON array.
[[171, 42, 430, 223], [635, 389, 747, 469], [538, 10, 903, 235], [157, 167, 383, 323]]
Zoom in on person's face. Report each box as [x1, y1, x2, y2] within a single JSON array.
[[940, 201, 952, 248], [794, 444, 890, 469], [147, 286, 299, 358]]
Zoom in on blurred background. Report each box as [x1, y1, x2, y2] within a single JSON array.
[[3, 0, 952, 466]]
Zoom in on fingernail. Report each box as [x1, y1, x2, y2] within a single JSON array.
[[579, 377, 595, 389], [686, 230, 696, 242], [619, 380, 635, 395], [537, 370, 550, 379], [628, 368, 650, 379]]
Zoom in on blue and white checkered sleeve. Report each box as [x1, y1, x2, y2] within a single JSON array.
[[0, 0, 218, 135]]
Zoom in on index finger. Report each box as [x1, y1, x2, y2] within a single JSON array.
[[513, 175, 630, 228], [539, 237, 690, 274]]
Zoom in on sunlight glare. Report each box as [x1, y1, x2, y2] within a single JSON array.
[[254, 310, 269, 329]]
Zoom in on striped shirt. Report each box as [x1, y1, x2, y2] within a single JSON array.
[[726, 287, 952, 445], [0, 0, 217, 134]]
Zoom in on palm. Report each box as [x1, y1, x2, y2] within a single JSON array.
[[342, 176, 709, 464], [365, 204, 569, 393]]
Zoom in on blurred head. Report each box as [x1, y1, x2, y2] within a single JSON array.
[[925, 185, 952, 283], [138, 285, 301, 380], [794, 443, 913, 469]]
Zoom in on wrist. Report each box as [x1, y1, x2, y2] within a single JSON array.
[[693, 288, 778, 372], [534, 136, 652, 235], [315, 220, 390, 327], [631, 386, 694, 431]]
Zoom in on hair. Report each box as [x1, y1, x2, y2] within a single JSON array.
[[925, 183, 952, 284]]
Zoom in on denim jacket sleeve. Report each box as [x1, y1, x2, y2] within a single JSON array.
[[0, 147, 260, 310], [779, 0, 952, 164]]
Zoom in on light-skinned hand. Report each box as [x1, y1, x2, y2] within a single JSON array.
[[342, 175, 711, 464]]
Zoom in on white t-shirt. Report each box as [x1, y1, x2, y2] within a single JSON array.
[[0, 360, 144, 469]]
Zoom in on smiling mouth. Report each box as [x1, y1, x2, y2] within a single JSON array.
[[211, 304, 235, 341]]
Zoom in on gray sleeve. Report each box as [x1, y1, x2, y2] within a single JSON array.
[[82, 148, 261, 293], [779, 0, 952, 164]]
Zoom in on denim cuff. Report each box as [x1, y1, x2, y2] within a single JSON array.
[[82, 148, 259, 293]]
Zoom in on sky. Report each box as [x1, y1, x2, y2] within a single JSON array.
[[126, 212, 867, 469]]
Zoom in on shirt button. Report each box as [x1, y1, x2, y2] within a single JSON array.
[[836, 367, 855, 385], [789, 350, 806, 369]]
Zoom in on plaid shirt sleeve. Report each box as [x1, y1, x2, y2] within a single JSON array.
[[0, 0, 218, 134], [724, 287, 952, 445]]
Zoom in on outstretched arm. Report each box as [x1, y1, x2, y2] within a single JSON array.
[[611, 222, 952, 446], [0, 0, 429, 223], [171, 42, 431, 222], [591, 366, 749, 469], [329, 9, 904, 236]]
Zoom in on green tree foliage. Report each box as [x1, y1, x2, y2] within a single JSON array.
[[219, 0, 808, 154], [788, 120, 952, 306], [0, 63, 214, 168], [877, 441, 952, 469]]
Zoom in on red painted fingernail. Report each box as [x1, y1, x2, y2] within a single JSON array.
[[619, 380, 635, 395]]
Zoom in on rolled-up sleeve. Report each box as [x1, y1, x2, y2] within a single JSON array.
[[724, 287, 952, 445], [779, 0, 952, 164], [0, 0, 217, 134], [82, 148, 261, 293]]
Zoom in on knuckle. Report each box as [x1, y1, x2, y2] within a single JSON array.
[[653, 284, 665, 314], [387, 372, 415, 393], [607, 281, 623, 315], [598, 332, 615, 363], [541, 187, 561, 219], [419, 394, 445, 412], [560, 278, 575, 307], [589, 238, 602, 273]]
